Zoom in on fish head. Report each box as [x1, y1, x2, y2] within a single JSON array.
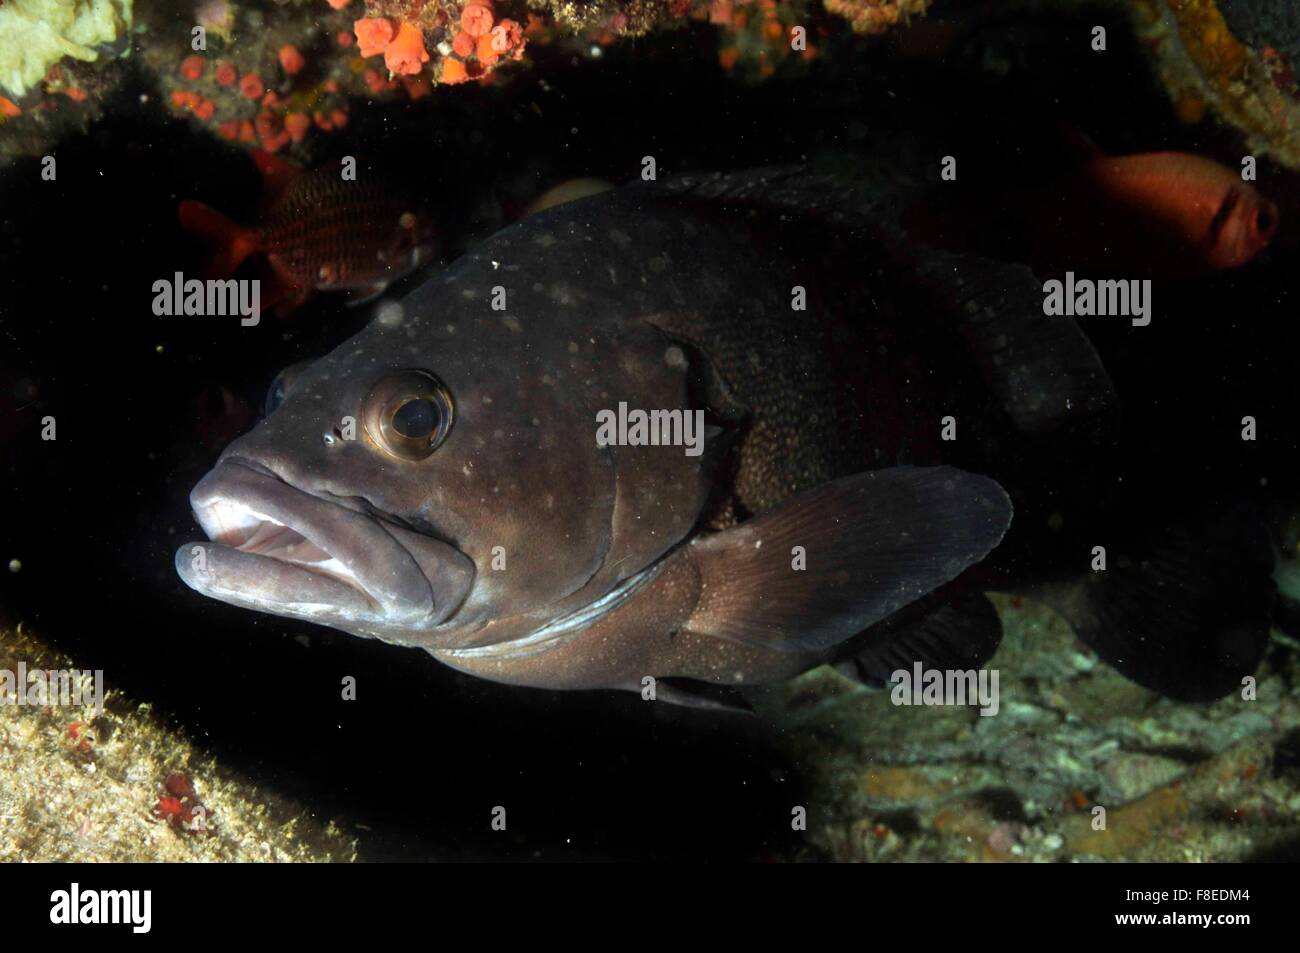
[[176, 217, 725, 652], [1206, 182, 1279, 270]]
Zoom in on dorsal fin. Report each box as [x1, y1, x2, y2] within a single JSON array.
[[250, 148, 302, 208], [651, 161, 1118, 438]]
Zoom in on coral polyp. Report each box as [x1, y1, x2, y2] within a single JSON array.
[[349, 0, 527, 85], [1136, 0, 1300, 168]]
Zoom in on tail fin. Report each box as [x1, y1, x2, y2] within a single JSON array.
[[178, 200, 261, 279], [1036, 506, 1275, 702]]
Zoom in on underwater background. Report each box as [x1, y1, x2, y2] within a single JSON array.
[[2, 0, 1300, 861]]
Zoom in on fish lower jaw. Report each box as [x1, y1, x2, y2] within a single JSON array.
[[177, 506, 387, 626], [175, 460, 458, 631], [207, 503, 376, 604]]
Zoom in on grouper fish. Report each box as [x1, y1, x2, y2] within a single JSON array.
[[175, 166, 1275, 707]]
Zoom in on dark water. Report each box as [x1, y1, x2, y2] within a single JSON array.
[[2, 2, 1298, 860]]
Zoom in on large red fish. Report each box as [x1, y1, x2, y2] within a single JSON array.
[[912, 136, 1279, 277], [179, 150, 434, 313]]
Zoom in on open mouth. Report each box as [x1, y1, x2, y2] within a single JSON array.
[[176, 459, 474, 631]]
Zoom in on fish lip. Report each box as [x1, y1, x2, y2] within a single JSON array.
[[175, 459, 472, 630]]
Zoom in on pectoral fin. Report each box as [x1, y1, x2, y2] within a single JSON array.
[[681, 466, 1012, 655]]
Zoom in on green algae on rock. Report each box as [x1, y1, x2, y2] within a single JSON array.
[[0, 0, 133, 99], [768, 593, 1300, 862]]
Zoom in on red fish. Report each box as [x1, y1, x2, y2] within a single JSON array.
[[912, 136, 1279, 277], [179, 150, 434, 313]]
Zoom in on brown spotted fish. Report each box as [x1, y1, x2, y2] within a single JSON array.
[[175, 167, 1274, 707]]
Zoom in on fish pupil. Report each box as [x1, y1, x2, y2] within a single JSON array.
[[392, 398, 439, 439]]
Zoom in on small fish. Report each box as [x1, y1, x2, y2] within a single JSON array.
[[178, 150, 434, 313], [913, 134, 1279, 277], [175, 165, 1274, 708]]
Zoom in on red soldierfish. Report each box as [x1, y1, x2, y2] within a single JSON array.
[[1046, 150, 1279, 275], [178, 150, 434, 314], [913, 141, 1279, 278]]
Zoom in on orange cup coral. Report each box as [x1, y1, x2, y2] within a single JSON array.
[[461, 3, 495, 38], [355, 17, 396, 58], [279, 45, 306, 75], [440, 58, 469, 84], [384, 22, 430, 75]]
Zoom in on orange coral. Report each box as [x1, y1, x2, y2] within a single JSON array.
[[279, 45, 306, 75], [239, 73, 264, 99], [461, 3, 495, 38], [494, 19, 524, 56], [180, 54, 206, 81], [440, 58, 469, 84], [0, 97, 21, 118], [453, 30, 475, 57], [327, 0, 350, 7], [355, 17, 395, 57], [285, 112, 311, 142], [214, 61, 238, 86], [385, 22, 430, 75]]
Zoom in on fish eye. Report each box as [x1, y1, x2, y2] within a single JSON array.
[[1256, 205, 1277, 237], [363, 369, 454, 461], [265, 377, 289, 416], [264, 359, 316, 417]]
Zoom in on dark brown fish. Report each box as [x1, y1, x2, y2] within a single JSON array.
[[174, 167, 1274, 706]]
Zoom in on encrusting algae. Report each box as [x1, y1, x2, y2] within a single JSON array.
[[1134, 0, 1300, 169], [0, 622, 357, 862], [0, 0, 132, 101]]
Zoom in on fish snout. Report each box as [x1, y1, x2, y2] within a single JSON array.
[[176, 459, 475, 639]]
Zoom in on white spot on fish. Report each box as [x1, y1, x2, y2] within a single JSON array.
[[376, 301, 404, 327]]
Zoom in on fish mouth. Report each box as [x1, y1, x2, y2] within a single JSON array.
[[175, 459, 475, 633]]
